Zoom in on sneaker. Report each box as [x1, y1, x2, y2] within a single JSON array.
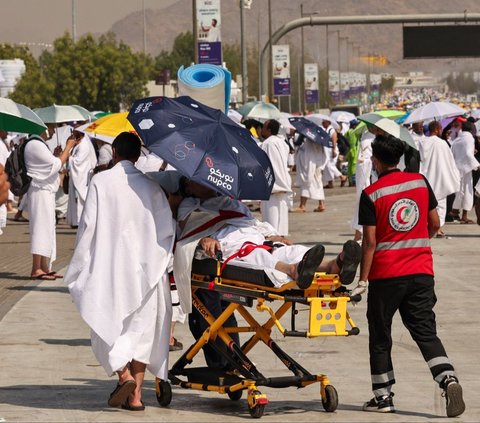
[[442, 376, 465, 417], [363, 393, 395, 413]]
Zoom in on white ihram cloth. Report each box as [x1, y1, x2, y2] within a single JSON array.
[[451, 131, 480, 211], [25, 137, 62, 264], [323, 125, 342, 183], [46, 127, 72, 218], [295, 140, 327, 200], [66, 161, 175, 378], [97, 143, 113, 166], [66, 135, 97, 226], [418, 135, 460, 201], [260, 135, 292, 235], [0, 141, 9, 234], [135, 148, 165, 173], [351, 131, 374, 232]]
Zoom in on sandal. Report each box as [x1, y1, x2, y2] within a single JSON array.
[[121, 399, 145, 411], [336, 240, 362, 285], [108, 380, 136, 407], [46, 271, 63, 279], [169, 337, 183, 351], [290, 207, 306, 213], [313, 207, 326, 212], [30, 273, 56, 280], [460, 219, 474, 224], [296, 244, 325, 289]]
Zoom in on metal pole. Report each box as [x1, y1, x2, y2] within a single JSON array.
[[300, 3, 304, 113], [325, 25, 329, 107], [193, 0, 198, 63], [143, 0, 147, 53], [337, 31, 341, 103], [259, 12, 480, 96], [240, 1, 248, 104], [268, 0, 272, 101], [72, 0, 77, 42], [297, 60, 302, 112]]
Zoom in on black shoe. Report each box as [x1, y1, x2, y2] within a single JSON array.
[[363, 393, 395, 413], [442, 376, 465, 417], [337, 240, 362, 285]]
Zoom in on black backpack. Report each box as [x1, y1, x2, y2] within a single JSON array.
[[4, 137, 35, 196]]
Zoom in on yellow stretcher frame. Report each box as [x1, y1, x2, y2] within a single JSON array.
[[155, 262, 360, 418]]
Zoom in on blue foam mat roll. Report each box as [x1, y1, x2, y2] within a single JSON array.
[[177, 64, 231, 113]]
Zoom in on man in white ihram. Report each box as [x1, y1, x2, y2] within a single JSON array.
[[65, 132, 175, 412], [66, 130, 97, 227], [260, 119, 292, 236]]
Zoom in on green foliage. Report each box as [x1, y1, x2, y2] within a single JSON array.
[[380, 75, 395, 94], [154, 32, 195, 79], [446, 72, 478, 95], [5, 33, 153, 111]]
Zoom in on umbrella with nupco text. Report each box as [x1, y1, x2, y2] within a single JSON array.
[[127, 96, 275, 200], [288, 116, 332, 148]]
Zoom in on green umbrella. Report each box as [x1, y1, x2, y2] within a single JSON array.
[[0, 97, 47, 135], [354, 110, 406, 135]]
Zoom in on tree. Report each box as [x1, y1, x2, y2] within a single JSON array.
[[154, 32, 195, 79]]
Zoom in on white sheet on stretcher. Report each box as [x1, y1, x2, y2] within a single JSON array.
[[194, 250, 292, 288]]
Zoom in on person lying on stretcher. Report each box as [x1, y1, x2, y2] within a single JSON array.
[[150, 170, 363, 291]]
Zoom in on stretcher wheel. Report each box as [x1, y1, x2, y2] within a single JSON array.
[[248, 390, 266, 418], [227, 389, 243, 401], [321, 385, 338, 412], [155, 379, 172, 407]]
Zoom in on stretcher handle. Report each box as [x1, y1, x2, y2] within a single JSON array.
[[284, 295, 309, 305], [349, 294, 362, 303], [283, 330, 308, 337]]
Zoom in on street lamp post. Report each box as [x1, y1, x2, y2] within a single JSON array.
[[72, 0, 77, 42], [143, 0, 147, 53], [300, 4, 304, 113], [240, 1, 248, 104]]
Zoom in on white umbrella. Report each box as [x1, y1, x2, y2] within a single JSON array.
[[306, 113, 340, 130], [374, 118, 417, 150], [404, 101, 465, 124], [227, 108, 243, 125], [34, 104, 92, 124], [71, 105, 97, 122], [245, 102, 281, 121], [279, 112, 295, 130], [330, 110, 356, 123]]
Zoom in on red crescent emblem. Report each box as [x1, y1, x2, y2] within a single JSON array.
[[396, 206, 409, 224]]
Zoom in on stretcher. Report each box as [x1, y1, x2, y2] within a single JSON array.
[[155, 256, 361, 418]]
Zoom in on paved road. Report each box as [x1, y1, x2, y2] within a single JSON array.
[[0, 187, 479, 422]]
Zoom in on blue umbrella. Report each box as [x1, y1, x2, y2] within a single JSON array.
[[127, 96, 275, 200], [288, 116, 332, 148]]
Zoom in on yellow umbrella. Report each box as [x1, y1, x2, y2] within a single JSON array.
[[82, 112, 136, 144]]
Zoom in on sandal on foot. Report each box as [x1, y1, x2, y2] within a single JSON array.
[[290, 207, 306, 213], [337, 240, 362, 285], [121, 399, 145, 411], [30, 273, 56, 280], [460, 219, 474, 224], [108, 380, 136, 407], [313, 207, 326, 212], [46, 271, 63, 279], [169, 337, 183, 351], [296, 244, 325, 289]]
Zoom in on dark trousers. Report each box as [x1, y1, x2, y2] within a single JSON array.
[[367, 275, 455, 396], [189, 290, 240, 369]]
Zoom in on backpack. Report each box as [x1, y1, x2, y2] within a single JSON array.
[[4, 137, 34, 196]]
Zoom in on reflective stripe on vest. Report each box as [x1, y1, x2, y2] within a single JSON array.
[[368, 179, 427, 203], [376, 238, 431, 251]]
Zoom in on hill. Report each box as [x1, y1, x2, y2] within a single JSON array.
[[110, 0, 480, 74]]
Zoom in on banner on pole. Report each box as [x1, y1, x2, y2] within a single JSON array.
[[304, 63, 319, 104], [328, 70, 340, 101], [197, 0, 222, 65], [272, 44, 291, 96]]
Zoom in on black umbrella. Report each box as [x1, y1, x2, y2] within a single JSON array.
[[288, 116, 332, 148], [127, 96, 275, 200]]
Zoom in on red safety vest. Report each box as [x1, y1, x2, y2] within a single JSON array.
[[364, 171, 433, 280]]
